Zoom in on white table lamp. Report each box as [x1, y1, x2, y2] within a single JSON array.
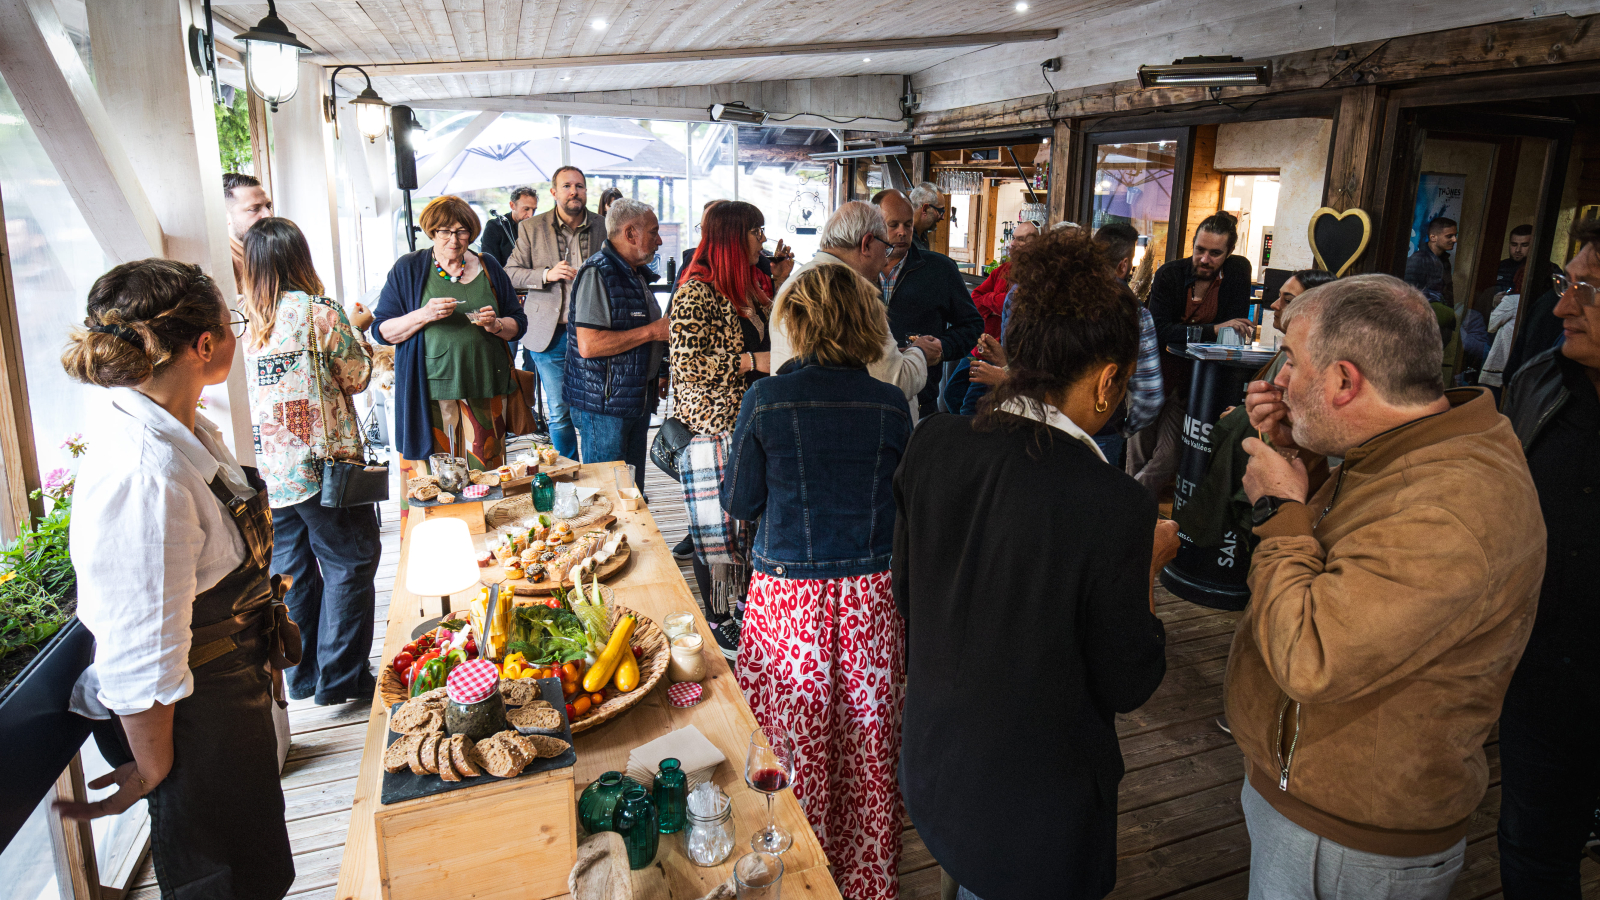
[[404, 517, 482, 619]]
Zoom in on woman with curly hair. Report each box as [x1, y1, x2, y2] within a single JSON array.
[[893, 227, 1179, 899]]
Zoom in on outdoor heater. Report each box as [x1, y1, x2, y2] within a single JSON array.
[[1137, 56, 1272, 89]]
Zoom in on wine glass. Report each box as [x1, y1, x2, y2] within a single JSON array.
[[744, 724, 794, 854]]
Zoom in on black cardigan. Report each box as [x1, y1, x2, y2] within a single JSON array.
[[1147, 254, 1254, 352], [893, 413, 1167, 899]]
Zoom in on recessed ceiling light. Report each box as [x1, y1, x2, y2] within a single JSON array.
[[863, 57, 871, 62], [1015, 1, 1029, 9], [561, 75, 571, 80], [591, 18, 606, 29]]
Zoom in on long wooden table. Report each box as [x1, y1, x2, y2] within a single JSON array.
[[335, 463, 842, 900]]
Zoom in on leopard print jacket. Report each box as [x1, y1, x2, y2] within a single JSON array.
[[668, 280, 768, 435]]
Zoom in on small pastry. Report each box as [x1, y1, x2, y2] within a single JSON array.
[[530, 540, 547, 553], [526, 564, 546, 582], [520, 547, 539, 563], [534, 526, 550, 542], [475, 551, 494, 568], [436, 492, 455, 504], [505, 559, 524, 578], [559, 530, 576, 544], [497, 465, 513, 481], [540, 447, 560, 466], [539, 551, 556, 562], [511, 533, 526, 553]]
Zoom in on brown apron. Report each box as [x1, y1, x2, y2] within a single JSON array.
[[140, 467, 301, 900]]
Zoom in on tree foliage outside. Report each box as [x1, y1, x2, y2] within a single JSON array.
[[216, 100, 253, 175]]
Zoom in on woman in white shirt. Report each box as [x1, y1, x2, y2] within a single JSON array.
[[241, 218, 378, 707], [57, 259, 299, 900]]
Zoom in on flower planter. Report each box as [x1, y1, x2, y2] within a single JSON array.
[[0, 615, 94, 850]]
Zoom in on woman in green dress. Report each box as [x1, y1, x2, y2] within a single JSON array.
[[372, 196, 528, 504]]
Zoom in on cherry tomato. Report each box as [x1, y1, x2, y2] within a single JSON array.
[[392, 651, 414, 673], [544, 598, 562, 610], [631, 646, 643, 658], [589, 692, 604, 706], [566, 703, 577, 720], [571, 695, 593, 716]]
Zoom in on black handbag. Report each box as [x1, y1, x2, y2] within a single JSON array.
[[301, 294, 390, 508], [649, 416, 694, 482]]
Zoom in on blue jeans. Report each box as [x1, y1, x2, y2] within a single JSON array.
[[572, 407, 649, 495], [271, 498, 381, 705], [522, 331, 577, 460]]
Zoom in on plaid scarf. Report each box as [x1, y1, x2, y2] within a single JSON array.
[[680, 432, 749, 618]]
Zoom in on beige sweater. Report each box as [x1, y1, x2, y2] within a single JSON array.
[[769, 251, 927, 418]]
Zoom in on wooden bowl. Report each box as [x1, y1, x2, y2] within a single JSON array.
[[571, 605, 669, 734]]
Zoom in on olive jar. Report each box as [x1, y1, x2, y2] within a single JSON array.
[[443, 659, 508, 741]]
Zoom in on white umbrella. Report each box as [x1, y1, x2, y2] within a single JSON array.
[[417, 116, 655, 196]]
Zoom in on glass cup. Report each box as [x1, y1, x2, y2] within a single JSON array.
[[662, 611, 696, 639], [734, 851, 784, 899], [1185, 325, 1205, 346], [613, 464, 636, 493]]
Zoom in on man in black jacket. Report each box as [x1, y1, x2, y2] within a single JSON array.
[[872, 190, 983, 411], [1496, 218, 1600, 900], [1126, 212, 1254, 496], [479, 186, 538, 266], [1404, 216, 1458, 306]]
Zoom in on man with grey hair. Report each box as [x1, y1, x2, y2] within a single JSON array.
[[909, 181, 944, 250], [1227, 274, 1545, 900], [768, 201, 940, 416], [564, 197, 667, 493]]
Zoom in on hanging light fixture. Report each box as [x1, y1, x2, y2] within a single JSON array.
[[234, 0, 313, 111], [325, 65, 391, 143]]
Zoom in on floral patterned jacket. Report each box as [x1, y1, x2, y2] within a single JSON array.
[[244, 291, 373, 507]]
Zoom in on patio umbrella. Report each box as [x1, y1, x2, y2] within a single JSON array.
[[417, 116, 655, 196]]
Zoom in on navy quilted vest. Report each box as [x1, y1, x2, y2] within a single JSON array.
[[563, 241, 658, 419]]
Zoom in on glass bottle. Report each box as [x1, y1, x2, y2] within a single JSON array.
[[612, 785, 660, 869], [577, 772, 631, 834], [532, 473, 555, 512], [653, 758, 688, 834]]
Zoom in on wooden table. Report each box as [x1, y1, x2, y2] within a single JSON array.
[[335, 463, 842, 900]]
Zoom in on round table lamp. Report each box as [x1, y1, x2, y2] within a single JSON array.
[[404, 517, 482, 622]]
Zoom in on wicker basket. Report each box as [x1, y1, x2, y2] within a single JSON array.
[[377, 602, 668, 730]]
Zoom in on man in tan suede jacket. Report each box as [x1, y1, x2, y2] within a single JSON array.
[[1232, 274, 1545, 900]]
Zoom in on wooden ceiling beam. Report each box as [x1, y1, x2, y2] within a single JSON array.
[[402, 96, 910, 133], [353, 30, 1058, 77]]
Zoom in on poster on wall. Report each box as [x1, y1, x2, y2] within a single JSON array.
[[1410, 172, 1466, 253]]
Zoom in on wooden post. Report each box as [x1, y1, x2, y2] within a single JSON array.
[[86, 0, 255, 463], [248, 88, 276, 201], [0, 0, 163, 263], [1325, 85, 1385, 214], [1047, 119, 1075, 225], [0, 182, 42, 541], [275, 59, 346, 304], [47, 755, 102, 900]]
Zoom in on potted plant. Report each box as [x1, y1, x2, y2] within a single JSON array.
[[0, 436, 94, 849]]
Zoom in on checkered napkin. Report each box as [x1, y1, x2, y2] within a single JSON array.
[[446, 658, 500, 704]]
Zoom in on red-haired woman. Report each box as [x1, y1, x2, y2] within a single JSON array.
[[670, 200, 793, 654]]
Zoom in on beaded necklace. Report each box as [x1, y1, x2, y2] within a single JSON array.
[[433, 254, 461, 283]]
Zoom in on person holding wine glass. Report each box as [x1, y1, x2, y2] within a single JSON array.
[[893, 228, 1177, 899]]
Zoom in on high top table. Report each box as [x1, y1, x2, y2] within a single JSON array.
[[335, 463, 843, 900]]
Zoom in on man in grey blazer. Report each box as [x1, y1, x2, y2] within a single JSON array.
[[504, 166, 607, 460]]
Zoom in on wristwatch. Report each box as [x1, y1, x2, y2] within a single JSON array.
[[1251, 496, 1296, 527]]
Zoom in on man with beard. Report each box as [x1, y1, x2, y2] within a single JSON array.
[[480, 185, 539, 267], [1126, 211, 1254, 496], [1231, 274, 1546, 900], [504, 166, 606, 460], [223, 172, 273, 289]]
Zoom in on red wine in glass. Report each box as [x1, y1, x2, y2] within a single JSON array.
[[744, 725, 794, 853], [749, 767, 788, 793]]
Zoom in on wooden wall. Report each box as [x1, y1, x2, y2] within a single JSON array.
[[1184, 125, 1222, 255]]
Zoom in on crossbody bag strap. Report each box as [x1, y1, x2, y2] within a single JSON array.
[[301, 293, 373, 464]]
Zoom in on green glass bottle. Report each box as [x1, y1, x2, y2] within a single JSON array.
[[532, 473, 555, 512], [653, 757, 688, 834], [612, 785, 660, 869], [577, 772, 630, 835]]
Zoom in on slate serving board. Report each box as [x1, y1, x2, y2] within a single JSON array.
[[380, 676, 577, 805]]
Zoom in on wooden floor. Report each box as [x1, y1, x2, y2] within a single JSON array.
[[128, 454, 1599, 900]]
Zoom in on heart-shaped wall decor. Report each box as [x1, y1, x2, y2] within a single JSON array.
[[1307, 207, 1372, 276]]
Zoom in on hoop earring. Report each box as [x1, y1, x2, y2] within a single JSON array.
[[1094, 396, 1109, 413]]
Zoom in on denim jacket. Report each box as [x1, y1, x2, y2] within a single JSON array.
[[721, 359, 911, 580]]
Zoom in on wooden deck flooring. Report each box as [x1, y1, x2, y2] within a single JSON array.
[[129, 458, 1598, 900]]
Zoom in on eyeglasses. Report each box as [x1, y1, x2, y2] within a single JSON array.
[[928, 204, 946, 216], [749, 227, 767, 240], [432, 228, 473, 241], [868, 234, 895, 257], [1553, 271, 1598, 307], [226, 310, 250, 338]]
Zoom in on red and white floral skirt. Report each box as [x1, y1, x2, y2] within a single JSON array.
[[737, 569, 906, 900]]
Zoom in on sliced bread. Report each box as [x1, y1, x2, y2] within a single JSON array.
[[477, 732, 529, 778], [507, 706, 563, 732], [449, 735, 482, 778], [383, 734, 418, 774]]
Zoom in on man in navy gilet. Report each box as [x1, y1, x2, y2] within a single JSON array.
[[564, 197, 668, 494]]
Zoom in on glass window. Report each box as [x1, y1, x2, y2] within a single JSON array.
[[579, 117, 694, 274], [1088, 139, 1179, 267], [734, 126, 831, 264], [1223, 173, 1281, 276], [0, 71, 105, 480]]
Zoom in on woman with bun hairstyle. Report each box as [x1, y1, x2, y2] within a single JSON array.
[[241, 217, 378, 707], [894, 228, 1178, 899], [58, 259, 298, 899]]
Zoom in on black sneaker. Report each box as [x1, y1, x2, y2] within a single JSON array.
[[710, 617, 741, 660], [672, 536, 695, 560]]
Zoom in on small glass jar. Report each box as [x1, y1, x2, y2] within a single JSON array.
[[653, 758, 688, 834], [662, 611, 696, 639], [553, 482, 580, 518], [577, 772, 632, 835], [532, 473, 555, 512], [683, 782, 734, 867], [612, 785, 660, 869], [443, 659, 507, 741], [667, 633, 707, 684]]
